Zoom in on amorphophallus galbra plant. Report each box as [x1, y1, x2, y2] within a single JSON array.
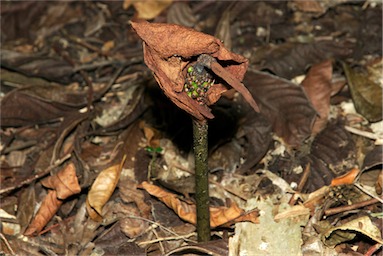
[[130, 20, 260, 242], [130, 20, 259, 121]]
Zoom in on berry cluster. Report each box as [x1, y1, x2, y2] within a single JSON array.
[[184, 63, 214, 105]]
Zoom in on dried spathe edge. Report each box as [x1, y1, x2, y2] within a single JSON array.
[[130, 20, 259, 121], [140, 181, 259, 227]]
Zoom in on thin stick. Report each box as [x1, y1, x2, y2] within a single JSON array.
[[289, 163, 311, 205], [192, 118, 211, 242], [324, 197, 381, 216], [0, 232, 15, 255]]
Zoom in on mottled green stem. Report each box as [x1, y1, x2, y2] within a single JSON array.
[[192, 118, 211, 242]]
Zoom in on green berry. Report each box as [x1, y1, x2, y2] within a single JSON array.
[[192, 91, 198, 98], [184, 63, 214, 105]]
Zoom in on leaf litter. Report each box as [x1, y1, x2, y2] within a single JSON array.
[[0, 1, 382, 255]]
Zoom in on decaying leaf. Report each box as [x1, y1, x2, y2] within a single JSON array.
[[119, 177, 151, 219], [244, 69, 317, 148], [302, 60, 333, 134], [86, 155, 126, 221], [94, 222, 146, 255], [301, 121, 356, 192], [41, 162, 81, 200], [113, 202, 149, 239], [321, 215, 383, 247], [253, 40, 353, 80], [16, 185, 36, 234], [0, 88, 77, 127], [24, 190, 63, 236], [130, 20, 258, 121], [342, 61, 383, 122], [1, 81, 111, 127], [0, 49, 76, 83], [141, 181, 259, 227], [236, 111, 273, 174], [94, 84, 145, 130]]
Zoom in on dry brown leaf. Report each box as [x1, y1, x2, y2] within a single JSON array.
[[119, 177, 152, 219], [41, 162, 81, 200], [118, 203, 149, 238], [130, 21, 258, 121], [86, 155, 126, 221], [123, 0, 172, 20], [302, 60, 333, 134], [24, 190, 63, 236], [141, 181, 258, 227], [245, 70, 317, 148]]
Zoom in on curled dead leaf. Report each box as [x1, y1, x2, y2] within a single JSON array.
[[41, 162, 81, 200], [86, 156, 126, 221], [141, 181, 259, 227], [130, 20, 258, 121], [24, 190, 63, 236], [321, 216, 383, 247]]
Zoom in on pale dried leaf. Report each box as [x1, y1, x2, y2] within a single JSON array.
[[86, 156, 126, 221]]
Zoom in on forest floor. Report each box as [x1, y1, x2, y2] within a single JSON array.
[[1, 1, 382, 255]]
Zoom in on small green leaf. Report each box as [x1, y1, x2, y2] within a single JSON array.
[[145, 146, 163, 153], [154, 147, 163, 153]]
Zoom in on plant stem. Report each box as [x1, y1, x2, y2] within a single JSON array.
[[192, 118, 211, 242]]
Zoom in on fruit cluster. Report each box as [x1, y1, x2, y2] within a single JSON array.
[[184, 63, 214, 105]]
